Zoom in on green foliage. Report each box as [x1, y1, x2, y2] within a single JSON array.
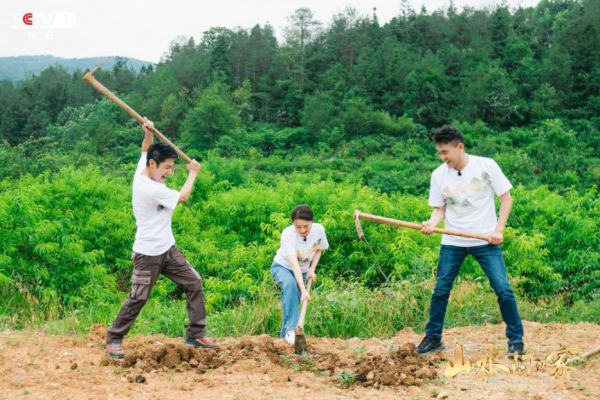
[[181, 83, 243, 149], [403, 52, 450, 126], [47, 99, 139, 159], [336, 370, 358, 387], [1, 163, 597, 333], [301, 91, 336, 135], [159, 92, 190, 136], [341, 97, 414, 137], [510, 186, 600, 301], [462, 63, 521, 128], [0, 168, 128, 321], [232, 79, 255, 123]]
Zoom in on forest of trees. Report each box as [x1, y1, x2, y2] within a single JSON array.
[[1, 0, 599, 145]]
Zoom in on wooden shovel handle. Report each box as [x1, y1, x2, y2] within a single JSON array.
[[296, 275, 314, 330], [83, 71, 192, 163], [568, 344, 600, 364], [355, 210, 491, 242]]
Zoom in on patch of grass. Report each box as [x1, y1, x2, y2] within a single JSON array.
[[336, 370, 357, 387], [5, 279, 600, 339]]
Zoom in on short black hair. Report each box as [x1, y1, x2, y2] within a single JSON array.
[[432, 125, 465, 145], [291, 204, 314, 221], [147, 142, 178, 167]]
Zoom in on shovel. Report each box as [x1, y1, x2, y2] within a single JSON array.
[[294, 275, 315, 354]]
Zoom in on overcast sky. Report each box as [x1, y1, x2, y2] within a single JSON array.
[[2, 0, 541, 63]]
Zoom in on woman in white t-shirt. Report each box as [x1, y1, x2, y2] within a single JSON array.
[[271, 204, 329, 344]]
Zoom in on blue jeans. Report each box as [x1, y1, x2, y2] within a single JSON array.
[[425, 244, 524, 345], [271, 263, 307, 337]]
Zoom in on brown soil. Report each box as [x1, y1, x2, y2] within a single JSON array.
[[0, 321, 599, 399], [100, 335, 437, 389]]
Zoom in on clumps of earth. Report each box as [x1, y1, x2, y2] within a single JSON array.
[[96, 327, 438, 388], [353, 343, 438, 388]]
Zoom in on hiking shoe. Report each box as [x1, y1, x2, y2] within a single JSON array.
[[105, 342, 125, 359], [416, 336, 445, 355], [284, 329, 295, 345], [185, 337, 219, 349], [507, 343, 525, 357]]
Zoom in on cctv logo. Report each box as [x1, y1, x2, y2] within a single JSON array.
[[23, 13, 33, 25], [13, 12, 76, 29]]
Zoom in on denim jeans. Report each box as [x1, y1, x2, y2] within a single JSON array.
[[425, 244, 524, 345], [271, 263, 307, 337]]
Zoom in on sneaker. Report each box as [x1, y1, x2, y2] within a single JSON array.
[[284, 329, 295, 345], [416, 336, 445, 355], [507, 343, 525, 357], [105, 342, 125, 359], [185, 336, 219, 349]]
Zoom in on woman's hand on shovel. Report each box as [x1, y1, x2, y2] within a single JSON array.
[[301, 288, 311, 303]]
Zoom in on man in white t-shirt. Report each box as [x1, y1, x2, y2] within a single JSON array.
[[417, 126, 525, 357], [105, 119, 218, 359]]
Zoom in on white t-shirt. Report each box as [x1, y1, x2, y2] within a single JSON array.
[[428, 155, 512, 247], [273, 223, 329, 273], [131, 153, 180, 255]]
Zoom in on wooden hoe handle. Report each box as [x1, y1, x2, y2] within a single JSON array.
[[355, 210, 491, 242], [83, 70, 192, 163]]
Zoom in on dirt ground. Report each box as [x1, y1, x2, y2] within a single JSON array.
[[0, 321, 598, 400]]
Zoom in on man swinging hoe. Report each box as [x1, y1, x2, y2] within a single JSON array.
[[83, 64, 219, 359]]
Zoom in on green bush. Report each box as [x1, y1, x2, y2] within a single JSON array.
[[180, 83, 242, 150], [1, 166, 597, 321]]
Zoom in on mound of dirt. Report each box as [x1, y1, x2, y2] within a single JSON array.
[[99, 333, 438, 388], [88, 323, 107, 348], [353, 343, 438, 388], [101, 335, 343, 373]]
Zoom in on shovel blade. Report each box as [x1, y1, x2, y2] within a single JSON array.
[[354, 210, 365, 241], [294, 327, 307, 354]]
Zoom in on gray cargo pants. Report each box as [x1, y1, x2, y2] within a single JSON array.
[[106, 245, 206, 344]]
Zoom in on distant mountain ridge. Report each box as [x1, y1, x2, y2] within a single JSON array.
[[0, 55, 152, 82]]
